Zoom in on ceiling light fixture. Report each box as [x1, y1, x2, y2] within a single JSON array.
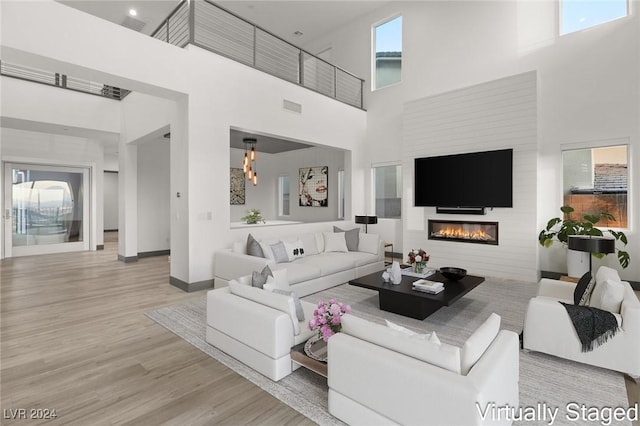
[[242, 138, 258, 186], [129, 8, 138, 16], [293, 30, 304, 37]]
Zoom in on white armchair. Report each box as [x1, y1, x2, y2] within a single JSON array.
[[523, 268, 640, 377]]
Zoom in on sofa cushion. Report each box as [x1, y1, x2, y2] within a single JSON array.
[[460, 313, 500, 375], [343, 251, 380, 268], [228, 280, 301, 335], [296, 252, 356, 275], [299, 233, 319, 256], [385, 320, 440, 344], [324, 232, 348, 253], [270, 241, 289, 264], [334, 226, 360, 251], [358, 233, 379, 255], [284, 239, 305, 261], [271, 262, 321, 285], [589, 279, 625, 313], [247, 233, 264, 258], [251, 265, 273, 288], [574, 271, 595, 306], [341, 315, 461, 374], [595, 266, 621, 286]]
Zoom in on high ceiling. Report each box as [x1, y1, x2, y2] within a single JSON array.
[[58, 0, 389, 47]]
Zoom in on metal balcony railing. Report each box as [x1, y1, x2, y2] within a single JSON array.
[[0, 61, 131, 100], [151, 0, 365, 109]]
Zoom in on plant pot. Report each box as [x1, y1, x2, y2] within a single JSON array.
[[567, 249, 589, 278]]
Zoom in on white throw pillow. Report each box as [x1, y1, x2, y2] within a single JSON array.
[[314, 232, 325, 253], [460, 313, 501, 375], [323, 232, 348, 253], [342, 315, 461, 374], [228, 280, 300, 335], [259, 239, 278, 261], [270, 269, 291, 291], [299, 233, 319, 256], [589, 279, 625, 313], [595, 266, 621, 286], [385, 320, 440, 343], [284, 239, 305, 261], [232, 241, 246, 254], [358, 233, 380, 255]]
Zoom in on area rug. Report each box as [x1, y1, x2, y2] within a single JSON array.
[[146, 278, 631, 426]]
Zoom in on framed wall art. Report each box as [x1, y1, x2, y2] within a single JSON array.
[[299, 166, 328, 207], [230, 168, 245, 205]]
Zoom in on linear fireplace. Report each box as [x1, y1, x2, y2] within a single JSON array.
[[428, 220, 498, 245]]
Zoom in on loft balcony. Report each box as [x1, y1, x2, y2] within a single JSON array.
[[151, 0, 365, 109]]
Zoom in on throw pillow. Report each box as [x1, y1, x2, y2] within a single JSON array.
[[271, 269, 290, 291], [578, 273, 597, 306], [314, 232, 325, 253], [284, 240, 305, 262], [595, 266, 621, 286], [573, 271, 593, 305], [589, 279, 625, 313], [246, 233, 264, 258], [384, 320, 440, 343], [358, 233, 380, 255], [232, 241, 246, 254], [460, 313, 501, 375], [258, 239, 278, 261], [323, 232, 348, 253], [299, 233, 319, 256], [270, 241, 289, 264], [268, 288, 305, 321], [334, 226, 360, 251], [251, 265, 273, 288]]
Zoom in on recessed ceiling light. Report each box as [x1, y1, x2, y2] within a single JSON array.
[[129, 8, 137, 16]]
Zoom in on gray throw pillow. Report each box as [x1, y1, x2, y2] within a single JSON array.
[[575, 272, 596, 306], [273, 289, 305, 321], [251, 265, 273, 288], [334, 226, 360, 251], [247, 233, 264, 258], [270, 241, 289, 264]]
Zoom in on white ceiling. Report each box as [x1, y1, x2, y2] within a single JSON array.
[[58, 0, 389, 47]]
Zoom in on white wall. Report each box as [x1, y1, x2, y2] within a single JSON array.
[[103, 171, 118, 231], [137, 138, 170, 253], [304, 0, 639, 281]]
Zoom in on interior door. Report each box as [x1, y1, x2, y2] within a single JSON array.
[[3, 163, 90, 257]]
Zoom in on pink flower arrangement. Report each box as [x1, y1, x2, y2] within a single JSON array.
[[407, 248, 430, 264], [308, 299, 351, 341]]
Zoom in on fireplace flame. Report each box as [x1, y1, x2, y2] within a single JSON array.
[[432, 226, 494, 241]]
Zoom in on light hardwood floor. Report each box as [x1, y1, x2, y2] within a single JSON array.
[[1, 238, 314, 425], [2, 236, 638, 425]]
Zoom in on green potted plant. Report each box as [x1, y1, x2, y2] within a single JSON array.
[[538, 205, 630, 269], [241, 208, 265, 225]]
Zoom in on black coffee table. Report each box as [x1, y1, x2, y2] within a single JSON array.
[[349, 270, 484, 320]]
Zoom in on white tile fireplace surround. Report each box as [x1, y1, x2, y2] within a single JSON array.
[[428, 220, 498, 245]]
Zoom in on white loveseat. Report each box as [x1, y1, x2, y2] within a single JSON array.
[[206, 276, 317, 381], [523, 266, 640, 377], [328, 314, 520, 426], [214, 229, 385, 297]]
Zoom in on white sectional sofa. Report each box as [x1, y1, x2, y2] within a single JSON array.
[[328, 314, 520, 426], [214, 229, 385, 297]]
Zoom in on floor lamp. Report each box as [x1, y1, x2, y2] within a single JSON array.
[[355, 215, 378, 233], [568, 235, 616, 274]]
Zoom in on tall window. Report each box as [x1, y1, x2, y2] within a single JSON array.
[[560, 0, 628, 35], [278, 176, 290, 216], [373, 165, 402, 219], [338, 170, 345, 219], [562, 145, 628, 228], [373, 16, 402, 90]]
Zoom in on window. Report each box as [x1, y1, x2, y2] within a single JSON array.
[[373, 165, 402, 219], [562, 144, 628, 228], [560, 0, 628, 35], [278, 176, 290, 216], [373, 16, 402, 90], [338, 170, 345, 219]]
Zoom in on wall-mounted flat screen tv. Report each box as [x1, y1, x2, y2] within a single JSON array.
[[414, 148, 513, 208]]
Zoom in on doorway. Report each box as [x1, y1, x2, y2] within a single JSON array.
[[3, 163, 90, 257]]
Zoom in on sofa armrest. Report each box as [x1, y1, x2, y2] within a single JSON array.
[[537, 278, 575, 301], [206, 288, 294, 358], [621, 282, 640, 335], [214, 249, 273, 281]]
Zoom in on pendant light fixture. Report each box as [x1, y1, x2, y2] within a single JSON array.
[[242, 137, 258, 185]]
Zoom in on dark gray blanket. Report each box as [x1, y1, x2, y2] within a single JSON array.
[[560, 303, 619, 352]]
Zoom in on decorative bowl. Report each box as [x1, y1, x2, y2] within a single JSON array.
[[440, 267, 467, 281]]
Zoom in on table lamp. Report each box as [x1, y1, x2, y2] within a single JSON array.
[[568, 235, 616, 274], [355, 215, 378, 233]]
